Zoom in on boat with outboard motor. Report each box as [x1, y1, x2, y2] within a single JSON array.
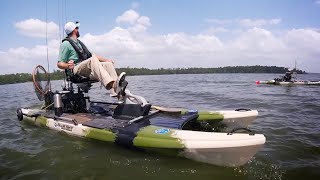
[[16, 65, 265, 167]]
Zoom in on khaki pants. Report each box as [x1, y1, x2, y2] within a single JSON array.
[[74, 55, 118, 90]]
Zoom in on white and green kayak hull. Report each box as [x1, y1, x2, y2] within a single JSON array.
[[19, 108, 265, 167]]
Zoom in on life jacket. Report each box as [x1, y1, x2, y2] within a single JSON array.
[[62, 37, 92, 62]]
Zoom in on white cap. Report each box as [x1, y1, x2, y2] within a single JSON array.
[[64, 21, 80, 35], [288, 68, 292, 71]]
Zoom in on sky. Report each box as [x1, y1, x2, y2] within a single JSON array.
[[0, 0, 320, 74]]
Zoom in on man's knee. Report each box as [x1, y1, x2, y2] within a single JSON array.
[[89, 56, 99, 62], [87, 56, 100, 67], [101, 62, 115, 70], [102, 61, 113, 65]]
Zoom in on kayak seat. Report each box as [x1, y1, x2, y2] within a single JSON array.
[[113, 104, 151, 120], [65, 69, 99, 84], [64, 69, 99, 92], [149, 113, 199, 130]]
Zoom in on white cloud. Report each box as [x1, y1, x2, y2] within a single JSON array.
[[205, 18, 232, 25], [205, 18, 281, 27], [116, 10, 140, 25], [128, 24, 147, 33], [0, 39, 60, 74], [284, 28, 320, 56], [230, 27, 286, 51], [204, 27, 229, 34], [116, 10, 151, 33], [2, 11, 320, 74], [15, 18, 59, 39], [137, 16, 151, 27], [81, 27, 144, 56], [79, 26, 319, 72], [238, 18, 282, 27]]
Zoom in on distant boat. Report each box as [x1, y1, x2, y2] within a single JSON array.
[[256, 63, 320, 85], [256, 80, 320, 85]]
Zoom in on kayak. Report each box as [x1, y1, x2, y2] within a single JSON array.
[[17, 103, 265, 167], [18, 65, 265, 167], [256, 80, 320, 85]]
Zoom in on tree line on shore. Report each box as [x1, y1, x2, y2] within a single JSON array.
[[0, 65, 306, 85]]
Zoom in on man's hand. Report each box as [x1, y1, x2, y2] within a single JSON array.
[[68, 60, 74, 69]]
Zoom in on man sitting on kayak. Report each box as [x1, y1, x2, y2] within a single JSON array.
[[57, 22, 126, 97], [283, 69, 293, 82]]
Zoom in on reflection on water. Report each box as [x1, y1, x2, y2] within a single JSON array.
[[0, 73, 320, 179]]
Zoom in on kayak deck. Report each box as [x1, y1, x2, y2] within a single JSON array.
[[23, 102, 258, 132], [21, 103, 202, 131]]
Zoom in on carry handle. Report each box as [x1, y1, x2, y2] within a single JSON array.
[[227, 127, 255, 135]]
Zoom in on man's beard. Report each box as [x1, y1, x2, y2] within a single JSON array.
[[76, 31, 80, 38]]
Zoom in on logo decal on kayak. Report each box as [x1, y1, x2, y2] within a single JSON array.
[[54, 122, 73, 132], [155, 128, 170, 134]]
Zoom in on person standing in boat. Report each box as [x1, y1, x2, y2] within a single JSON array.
[[283, 68, 293, 82], [57, 21, 126, 96]]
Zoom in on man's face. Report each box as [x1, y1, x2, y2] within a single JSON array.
[[75, 27, 80, 38]]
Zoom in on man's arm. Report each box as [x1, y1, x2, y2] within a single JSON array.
[[57, 61, 74, 69], [57, 42, 75, 69], [57, 61, 69, 69]]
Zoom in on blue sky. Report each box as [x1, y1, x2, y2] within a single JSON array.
[[1, 0, 320, 74]]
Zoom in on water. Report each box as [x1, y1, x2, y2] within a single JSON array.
[[0, 73, 319, 180]]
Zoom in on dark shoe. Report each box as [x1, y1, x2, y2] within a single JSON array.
[[115, 72, 126, 94]]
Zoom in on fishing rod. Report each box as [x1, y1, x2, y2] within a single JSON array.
[[44, 0, 69, 91], [45, 0, 51, 92]]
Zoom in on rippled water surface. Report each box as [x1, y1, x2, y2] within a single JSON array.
[[0, 73, 319, 180]]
